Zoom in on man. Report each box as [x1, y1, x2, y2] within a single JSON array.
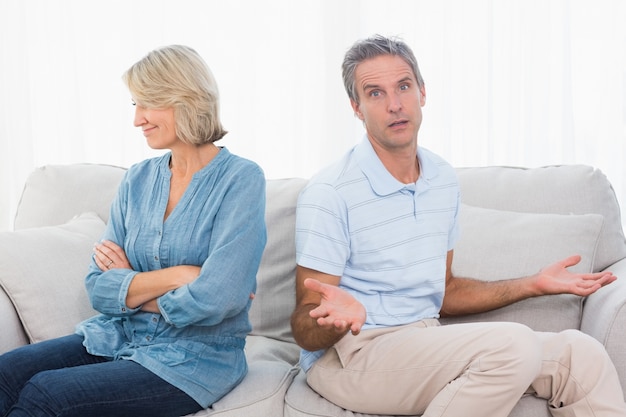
[[291, 34, 626, 416]]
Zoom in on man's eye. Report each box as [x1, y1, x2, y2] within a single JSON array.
[[400, 84, 409, 91], [370, 91, 380, 97]]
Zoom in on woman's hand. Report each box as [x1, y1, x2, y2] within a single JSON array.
[[94, 240, 132, 271]]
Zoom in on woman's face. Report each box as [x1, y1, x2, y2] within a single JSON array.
[[133, 103, 177, 150]]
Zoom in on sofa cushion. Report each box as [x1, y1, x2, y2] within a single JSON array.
[[456, 165, 626, 271], [0, 212, 103, 342], [285, 371, 395, 417], [14, 163, 126, 230], [284, 370, 552, 417], [187, 336, 300, 417], [444, 204, 604, 331], [249, 178, 308, 343]]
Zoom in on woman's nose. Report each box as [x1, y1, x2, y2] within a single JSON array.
[[133, 107, 147, 127]]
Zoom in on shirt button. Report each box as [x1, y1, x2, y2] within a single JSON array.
[[146, 336, 151, 341], [152, 317, 158, 323], [154, 256, 159, 261]]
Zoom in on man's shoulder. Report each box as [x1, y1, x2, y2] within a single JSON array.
[[307, 148, 362, 188], [418, 147, 458, 183], [419, 147, 454, 170], [297, 148, 366, 213]]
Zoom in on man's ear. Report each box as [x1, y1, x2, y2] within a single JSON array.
[[350, 99, 364, 120], [419, 85, 426, 107]]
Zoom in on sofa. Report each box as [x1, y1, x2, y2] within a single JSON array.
[[0, 162, 625, 417]]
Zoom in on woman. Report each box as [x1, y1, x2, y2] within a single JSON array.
[[0, 45, 266, 416]]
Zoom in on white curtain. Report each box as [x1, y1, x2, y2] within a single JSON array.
[[1, 0, 625, 231]]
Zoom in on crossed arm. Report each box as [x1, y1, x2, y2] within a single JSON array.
[[290, 251, 617, 351], [93, 240, 199, 313]]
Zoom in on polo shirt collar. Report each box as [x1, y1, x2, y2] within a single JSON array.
[[354, 135, 440, 196]]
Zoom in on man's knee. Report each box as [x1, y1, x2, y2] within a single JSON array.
[[549, 329, 610, 364], [560, 328, 603, 350], [481, 323, 542, 383]]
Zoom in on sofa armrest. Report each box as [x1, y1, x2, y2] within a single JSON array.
[[0, 287, 28, 354], [581, 257, 626, 395]]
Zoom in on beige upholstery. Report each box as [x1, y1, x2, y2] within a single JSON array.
[[1, 163, 624, 417]]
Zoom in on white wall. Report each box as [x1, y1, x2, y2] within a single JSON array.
[[1, 0, 625, 231]]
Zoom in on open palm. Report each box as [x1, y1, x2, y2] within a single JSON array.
[[304, 278, 367, 335]]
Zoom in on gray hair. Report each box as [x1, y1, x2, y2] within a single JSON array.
[[122, 45, 227, 145], [341, 35, 424, 104]]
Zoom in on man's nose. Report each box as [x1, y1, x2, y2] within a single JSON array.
[[388, 93, 402, 112]]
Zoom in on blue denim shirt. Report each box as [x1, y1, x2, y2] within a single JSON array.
[[75, 147, 267, 408]]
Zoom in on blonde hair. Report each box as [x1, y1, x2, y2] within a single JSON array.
[[122, 45, 227, 144]]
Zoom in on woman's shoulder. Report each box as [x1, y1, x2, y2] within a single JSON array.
[[120, 154, 170, 186], [126, 153, 169, 174], [219, 147, 264, 177]]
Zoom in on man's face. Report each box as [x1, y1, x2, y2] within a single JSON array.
[[350, 54, 426, 153]]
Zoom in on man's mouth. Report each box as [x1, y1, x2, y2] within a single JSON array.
[[389, 120, 408, 128]]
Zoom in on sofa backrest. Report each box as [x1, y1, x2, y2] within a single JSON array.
[[456, 164, 626, 271], [444, 164, 626, 333], [14, 163, 127, 230], [248, 178, 307, 342], [11, 163, 626, 343]]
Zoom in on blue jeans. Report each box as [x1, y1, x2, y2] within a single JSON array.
[[0, 334, 202, 417]]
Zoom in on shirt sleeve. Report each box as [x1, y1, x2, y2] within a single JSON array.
[[448, 189, 461, 250], [84, 170, 141, 316], [157, 165, 267, 328], [295, 182, 350, 277]]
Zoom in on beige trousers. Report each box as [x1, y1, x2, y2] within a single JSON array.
[[306, 320, 626, 416]]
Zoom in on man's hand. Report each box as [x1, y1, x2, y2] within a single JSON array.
[[304, 278, 366, 336], [442, 250, 617, 317], [533, 254, 617, 297], [291, 267, 366, 351]]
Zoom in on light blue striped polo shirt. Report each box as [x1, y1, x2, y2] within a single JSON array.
[[295, 137, 460, 371]]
